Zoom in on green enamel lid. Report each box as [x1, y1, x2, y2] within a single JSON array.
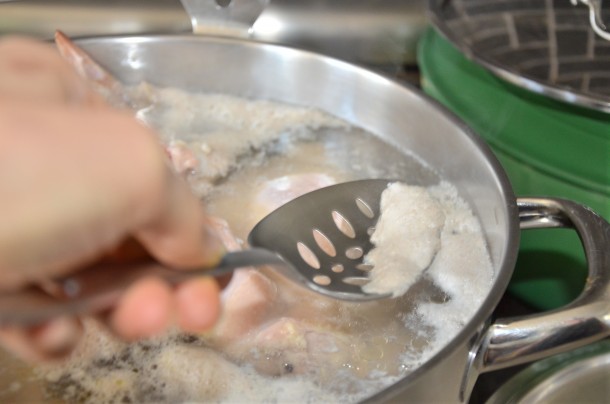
[[418, 28, 610, 196]]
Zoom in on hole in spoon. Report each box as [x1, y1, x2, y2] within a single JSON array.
[[313, 229, 336, 257], [356, 198, 375, 218], [345, 247, 363, 260], [331, 264, 344, 273], [343, 277, 370, 286], [313, 275, 331, 286], [216, 0, 232, 7], [297, 242, 320, 269], [356, 263, 374, 271], [332, 211, 355, 238]]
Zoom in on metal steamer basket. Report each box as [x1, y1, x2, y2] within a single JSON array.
[[429, 0, 610, 112]]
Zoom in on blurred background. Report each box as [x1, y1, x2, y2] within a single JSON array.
[[0, 0, 427, 80]]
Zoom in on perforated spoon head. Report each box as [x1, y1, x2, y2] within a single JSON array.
[[248, 179, 393, 301]]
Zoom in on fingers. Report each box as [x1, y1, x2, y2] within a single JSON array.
[[0, 275, 221, 361], [109, 276, 220, 340], [175, 277, 221, 333], [109, 277, 173, 340], [0, 317, 82, 362], [0, 36, 104, 106]]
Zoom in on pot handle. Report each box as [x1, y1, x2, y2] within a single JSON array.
[[472, 197, 610, 376], [180, 0, 268, 37]]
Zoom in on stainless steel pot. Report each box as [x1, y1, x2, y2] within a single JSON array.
[[2, 4, 610, 403], [41, 33, 608, 403]]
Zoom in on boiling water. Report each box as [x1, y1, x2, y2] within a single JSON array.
[[0, 86, 494, 403]]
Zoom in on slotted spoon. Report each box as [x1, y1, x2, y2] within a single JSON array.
[[0, 179, 393, 326]]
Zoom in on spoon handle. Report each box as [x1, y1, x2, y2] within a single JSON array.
[[0, 248, 283, 327]]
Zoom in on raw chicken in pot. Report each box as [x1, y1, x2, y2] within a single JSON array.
[[0, 32, 498, 404]]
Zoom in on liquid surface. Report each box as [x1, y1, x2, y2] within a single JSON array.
[[0, 85, 494, 403]]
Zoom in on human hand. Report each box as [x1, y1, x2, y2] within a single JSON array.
[[0, 37, 225, 361]]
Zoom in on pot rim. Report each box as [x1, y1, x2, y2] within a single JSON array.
[[72, 32, 522, 400]]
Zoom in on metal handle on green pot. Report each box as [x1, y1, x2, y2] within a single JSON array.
[[571, 0, 610, 41], [473, 197, 610, 374], [180, 0, 268, 37]]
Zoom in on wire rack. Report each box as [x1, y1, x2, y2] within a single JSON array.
[[429, 0, 610, 112]]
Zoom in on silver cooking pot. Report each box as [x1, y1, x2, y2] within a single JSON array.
[[53, 32, 610, 403]]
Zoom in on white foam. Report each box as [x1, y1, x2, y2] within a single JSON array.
[[27, 88, 495, 404], [363, 182, 445, 297]]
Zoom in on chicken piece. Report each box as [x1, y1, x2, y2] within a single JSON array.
[[166, 140, 200, 176], [204, 175, 360, 374], [247, 317, 352, 378], [254, 173, 336, 213], [205, 217, 279, 342], [211, 270, 278, 343]]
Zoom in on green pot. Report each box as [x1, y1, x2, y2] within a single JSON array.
[[418, 27, 610, 310]]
